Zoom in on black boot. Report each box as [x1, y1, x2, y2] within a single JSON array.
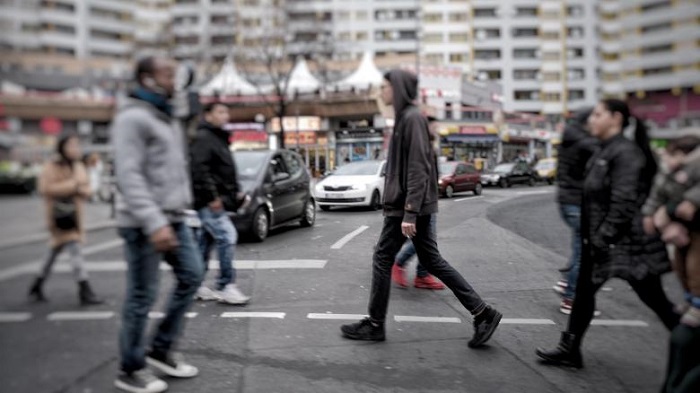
[[535, 332, 584, 369], [78, 280, 104, 306], [28, 277, 47, 302]]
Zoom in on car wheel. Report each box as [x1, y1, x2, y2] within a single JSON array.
[[320, 205, 331, 212], [499, 179, 508, 188], [528, 177, 536, 187], [251, 207, 269, 242], [474, 183, 483, 196], [445, 185, 454, 198], [370, 190, 382, 211], [300, 199, 315, 227]]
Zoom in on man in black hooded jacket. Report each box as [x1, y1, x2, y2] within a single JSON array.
[[340, 70, 502, 348]]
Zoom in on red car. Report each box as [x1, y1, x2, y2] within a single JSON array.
[[438, 161, 482, 198]]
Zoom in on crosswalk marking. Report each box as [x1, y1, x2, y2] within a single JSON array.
[[331, 226, 369, 250], [394, 316, 462, 323], [591, 320, 649, 327], [220, 312, 286, 319], [47, 311, 115, 321], [500, 318, 556, 325], [307, 313, 367, 320], [0, 312, 32, 322]]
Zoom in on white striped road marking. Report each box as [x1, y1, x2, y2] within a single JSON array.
[[331, 225, 369, 250], [515, 190, 554, 196], [591, 320, 649, 327], [394, 316, 462, 323], [220, 312, 286, 319], [81, 239, 124, 255], [47, 311, 115, 321], [185, 312, 198, 319], [0, 312, 32, 322], [307, 313, 367, 320], [214, 260, 327, 270], [500, 318, 556, 325], [148, 312, 165, 319], [454, 196, 483, 202]]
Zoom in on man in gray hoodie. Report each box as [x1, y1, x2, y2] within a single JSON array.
[[112, 57, 204, 393], [340, 70, 502, 348]]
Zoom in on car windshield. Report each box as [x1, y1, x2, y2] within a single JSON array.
[[234, 151, 269, 178], [493, 163, 515, 174], [439, 162, 457, 175], [536, 161, 555, 170], [333, 161, 382, 176]]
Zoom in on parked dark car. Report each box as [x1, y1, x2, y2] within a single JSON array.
[[232, 149, 315, 241], [480, 162, 538, 188], [438, 161, 482, 198]]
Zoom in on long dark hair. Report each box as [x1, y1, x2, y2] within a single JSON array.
[[601, 99, 657, 193], [56, 134, 79, 168]]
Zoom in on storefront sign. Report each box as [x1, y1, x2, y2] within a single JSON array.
[[336, 128, 382, 141], [271, 116, 321, 133], [285, 131, 317, 146], [231, 131, 268, 143], [459, 126, 487, 135]]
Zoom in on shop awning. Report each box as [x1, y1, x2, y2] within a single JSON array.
[[444, 134, 500, 144]]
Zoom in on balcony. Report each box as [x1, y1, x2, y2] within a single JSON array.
[[88, 17, 134, 34], [39, 31, 78, 48], [89, 0, 134, 13], [625, 25, 700, 49], [624, 70, 700, 92], [601, 61, 622, 73], [599, 1, 621, 14], [622, 51, 700, 72], [621, 3, 699, 30], [542, 102, 565, 114], [40, 9, 76, 26], [88, 38, 133, 55], [542, 82, 564, 92], [600, 41, 622, 53], [510, 101, 543, 113]]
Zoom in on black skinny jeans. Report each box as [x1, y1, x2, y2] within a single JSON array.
[[566, 256, 679, 347], [368, 215, 486, 323]]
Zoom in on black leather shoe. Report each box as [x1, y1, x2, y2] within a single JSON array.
[[341, 318, 386, 341], [468, 307, 502, 348], [536, 332, 584, 369]]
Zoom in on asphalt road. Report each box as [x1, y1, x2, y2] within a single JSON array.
[[0, 185, 682, 393]]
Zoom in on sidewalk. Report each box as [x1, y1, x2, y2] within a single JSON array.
[[0, 196, 115, 249]]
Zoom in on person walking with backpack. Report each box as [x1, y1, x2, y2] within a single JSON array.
[[112, 56, 204, 393], [340, 70, 502, 347], [29, 134, 103, 306]]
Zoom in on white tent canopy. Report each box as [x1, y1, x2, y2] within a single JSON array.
[[200, 57, 260, 96], [333, 52, 384, 90], [284, 57, 321, 96]]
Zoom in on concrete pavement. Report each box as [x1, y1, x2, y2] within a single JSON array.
[[0, 185, 682, 393]]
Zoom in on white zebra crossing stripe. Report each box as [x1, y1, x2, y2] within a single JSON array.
[[394, 316, 462, 323], [307, 313, 367, 320], [0, 312, 32, 322], [500, 319, 556, 325], [47, 311, 115, 321], [591, 320, 649, 327], [220, 312, 286, 319]]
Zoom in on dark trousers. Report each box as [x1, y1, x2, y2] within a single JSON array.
[[567, 257, 679, 346], [662, 325, 700, 393], [369, 216, 486, 323]]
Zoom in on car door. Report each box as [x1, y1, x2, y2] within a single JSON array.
[[454, 164, 468, 192], [464, 164, 479, 190], [514, 163, 529, 185], [266, 154, 295, 224], [281, 151, 308, 219]]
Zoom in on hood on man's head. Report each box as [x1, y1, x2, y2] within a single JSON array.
[[384, 70, 418, 114], [573, 108, 592, 127]]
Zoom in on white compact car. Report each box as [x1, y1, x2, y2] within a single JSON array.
[[315, 160, 386, 211]]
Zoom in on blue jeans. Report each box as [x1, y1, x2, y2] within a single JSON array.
[[559, 204, 582, 300], [395, 214, 437, 278], [198, 207, 238, 290], [118, 223, 204, 373]]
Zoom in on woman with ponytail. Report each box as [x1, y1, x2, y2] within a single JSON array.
[[29, 134, 103, 305], [536, 99, 679, 368]]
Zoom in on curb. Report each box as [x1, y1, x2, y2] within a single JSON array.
[[0, 221, 116, 250]]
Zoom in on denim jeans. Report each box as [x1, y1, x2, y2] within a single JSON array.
[[198, 207, 238, 290], [559, 204, 582, 300], [118, 222, 204, 374], [369, 215, 486, 323], [395, 214, 436, 278]]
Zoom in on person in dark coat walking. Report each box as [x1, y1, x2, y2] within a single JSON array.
[[339, 70, 502, 347], [552, 109, 599, 315], [536, 99, 680, 369]]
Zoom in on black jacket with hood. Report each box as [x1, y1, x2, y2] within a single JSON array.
[[190, 122, 241, 211], [557, 109, 599, 206], [382, 70, 438, 223]]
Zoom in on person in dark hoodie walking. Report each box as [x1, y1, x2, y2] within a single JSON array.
[[340, 70, 502, 347], [551, 109, 599, 315], [190, 102, 250, 305], [112, 56, 204, 393]]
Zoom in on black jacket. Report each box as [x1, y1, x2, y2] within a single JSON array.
[[582, 134, 669, 285], [557, 121, 598, 206], [190, 123, 241, 211], [382, 70, 438, 224]]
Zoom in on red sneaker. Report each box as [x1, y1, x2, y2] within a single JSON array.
[[391, 264, 408, 288], [414, 275, 445, 290]]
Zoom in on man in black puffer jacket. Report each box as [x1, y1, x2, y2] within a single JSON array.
[[552, 109, 599, 315], [190, 102, 249, 305], [340, 70, 502, 347]]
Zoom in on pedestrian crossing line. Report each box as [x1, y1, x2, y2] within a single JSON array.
[[47, 311, 115, 321], [591, 320, 649, 327], [307, 313, 367, 320], [394, 316, 462, 323], [220, 312, 286, 319], [454, 196, 483, 203], [500, 318, 556, 325], [331, 225, 370, 250], [0, 312, 32, 323], [185, 312, 198, 319]]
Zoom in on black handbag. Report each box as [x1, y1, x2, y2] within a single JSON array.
[[53, 198, 78, 230]]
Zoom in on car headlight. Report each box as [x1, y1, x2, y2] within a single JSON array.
[[350, 184, 367, 191], [315, 184, 324, 193], [438, 179, 443, 185]]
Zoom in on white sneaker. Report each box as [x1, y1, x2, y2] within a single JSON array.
[[217, 284, 250, 305], [146, 352, 199, 379], [115, 369, 168, 393], [195, 286, 220, 301]]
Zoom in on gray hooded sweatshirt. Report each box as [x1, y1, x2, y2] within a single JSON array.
[[111, 97, 192, 235], [382, 70, 439, 223]]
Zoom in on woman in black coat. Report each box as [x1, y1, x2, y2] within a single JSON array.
[[536, 99, 680, 368]]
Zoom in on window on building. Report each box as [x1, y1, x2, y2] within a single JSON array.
[[566, 5, 584, 17], [479, 69, 501, 80], [424, 33, 443, 43], [641, 44, 673, 55], [540, 10, 560, 19], [473, 8, 497, 18], [641, 22, 673, 34], [567, 26, 584, 38], [426, 54, 443, 64], [211, 15, 229, 24], [338, 11, 351, 21], [356, 32, 368, 41], [338, 32, 351, 41], [542, 92, 561, 102], [542, 72, 560, 81], [514, 90, 539, 101], [449, 13, 468, 22], [515, 7, 538, 17], [568, 90, 585, 101], [542, 51, 560, 61], [449, 33, 469, 43], [514, 69, 539, 80], [423, 13, 443, 23], [475, 29, 500, 40], [356, 11, 368, 20], [641, 1, 671, 12], [474, 49, 501, 60], [449, 53, 466, 63], [568, 68, 585, 80], [513, 48, 538, 59], [541, 31, 560, 40], [567, 48, 584, 59], [512, 28, 538, 38], [642, 66, 673, 76], [602, 52, 620, 61]]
